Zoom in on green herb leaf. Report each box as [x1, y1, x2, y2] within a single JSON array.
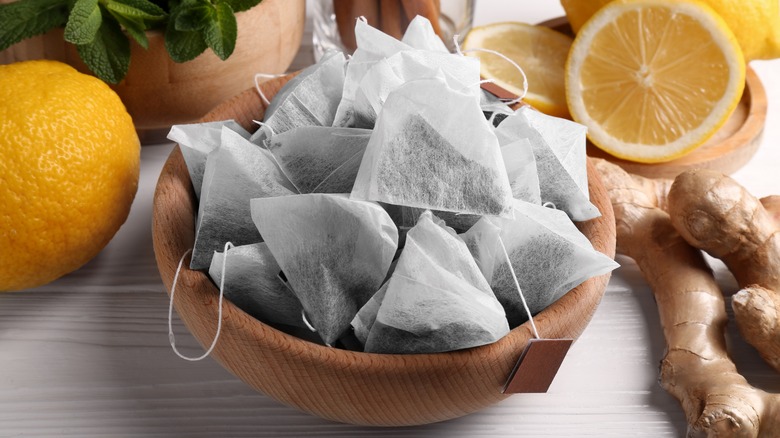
[[0, 0, 69, 51], [76, 15, 130, 83], [64, 0, 102, 44], [110, 12, 149, 48], [221, 0, 261, 14], [104, 0, 166, 23], [204, 1, 236, 60], [164, 6, 207, 62], [174, 3, 212, 31]]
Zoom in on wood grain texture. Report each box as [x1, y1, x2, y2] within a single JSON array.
[[151, 74, 617, 426], [0, 0, 306, 129]]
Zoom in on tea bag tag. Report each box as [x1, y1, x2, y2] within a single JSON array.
[[480, 81, 518, 102], [502, 338, 573, 394], [495, 236, 572, 393]]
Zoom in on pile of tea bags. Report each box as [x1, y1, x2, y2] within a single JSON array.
[[168, 16, 618, 354]]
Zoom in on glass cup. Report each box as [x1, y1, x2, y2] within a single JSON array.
[[312, 0, 475, 60]]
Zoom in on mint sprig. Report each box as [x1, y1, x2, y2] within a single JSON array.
[[0, 0, 262, 84]]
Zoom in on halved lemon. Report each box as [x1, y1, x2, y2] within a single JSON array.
[[565, 0, 745, 163], [463, 22, 573, 118]]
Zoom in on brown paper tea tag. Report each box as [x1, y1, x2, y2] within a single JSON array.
[[502, 338, 573, 394], [480, 81, 519, 101]]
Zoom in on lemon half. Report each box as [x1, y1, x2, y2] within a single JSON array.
[[565, 0, 745, 163]]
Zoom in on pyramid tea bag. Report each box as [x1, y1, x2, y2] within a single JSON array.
[[333, 19, 413, 127], [351, 282, 388, 346], [191, 127, 297, 269], [401, 15, 448, 52], [351, 49, 481, 128], [167, 120, 250, 198], [265, 126, 372, 193], [250, 194, 398, 345], [351, 76, 514, 217], [495, 106, 600, 221], [208, 243, 305, 328], [253, 50, 347, 142], [502, 138, 541, 204], [461, 201, 619, 328], [363, 211, 509, 354]]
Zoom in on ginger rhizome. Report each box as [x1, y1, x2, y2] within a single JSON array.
[[594, 159, 780, 437], [668, 169, 780, 374]]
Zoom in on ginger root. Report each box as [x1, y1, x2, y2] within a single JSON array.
[[594, 159, 780, 437], [667, 169, 780, 373]]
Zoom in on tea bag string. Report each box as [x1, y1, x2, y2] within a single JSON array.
[[254, 73, 285, 106], [453, 35, 528, 106], [497, 236, 540, 339], [167, 241, 234, 361]]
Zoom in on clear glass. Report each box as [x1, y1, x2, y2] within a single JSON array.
[[312, 0, 475, 60]]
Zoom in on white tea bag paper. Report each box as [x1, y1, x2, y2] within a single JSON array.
[[265, 126, 371, 193], [401, 15, 448, 52], [191, 127, 297, 269], [167, 120, 250, 199], [501, 138, 541, 204], [462, 201, 619, 328], [495, 106, 600, 221], [333, 19, 412, 127], [351, 49, 481, 128], [255, 51, 347, 141], [363, 211, 509, 354], [351, 282, 388, 346], [250, 194, 398, 344], [209, 243, 304, 328], [351, 77, 514, 217]]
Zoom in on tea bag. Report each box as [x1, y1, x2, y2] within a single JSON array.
[[461, 201, 619, 328], [351, 76, 514, 217], [253, 50, 347, 142], [401, 15, 448, 52], [333, 19, 413, 127], [350, 282, 388, 346], [502, 138, 542, 204], [363, 211, 509, 354], [250, 194, 398, 345], [208, 243, 305, 328], [167, 120, 250, 198], [191, 127, 297, 269], [495, 106, 599, 221], [352, 49, 481, 128]]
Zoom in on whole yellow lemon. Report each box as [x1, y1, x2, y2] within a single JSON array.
[[0, 60, 140, 291], [561, 0, 780, 61]]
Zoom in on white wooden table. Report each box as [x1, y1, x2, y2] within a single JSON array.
[[2, 3, 779, 437]]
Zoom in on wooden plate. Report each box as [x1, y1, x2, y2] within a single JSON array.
[[152, 74, 617, 426], [541, 16, 768, 179]]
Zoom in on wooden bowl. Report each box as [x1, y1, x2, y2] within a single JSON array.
[[0, 0, 305, 130], [151, 74, 617, 426]]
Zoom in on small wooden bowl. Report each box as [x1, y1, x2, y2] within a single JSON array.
[[152, 75, 617, 426], [0, 0, 305, 130]]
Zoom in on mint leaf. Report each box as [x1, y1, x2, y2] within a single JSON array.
[[222, 0, 260, 14], [203, 2, 236, 60], [110, 12, 149, 48], [104, 0, 166, 22], [76, 15, 130, 83], [64, 0, 101, 44], [174, 4, 212, 31], [0, 0, 68, 51], [165, 7, 207, 62]]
